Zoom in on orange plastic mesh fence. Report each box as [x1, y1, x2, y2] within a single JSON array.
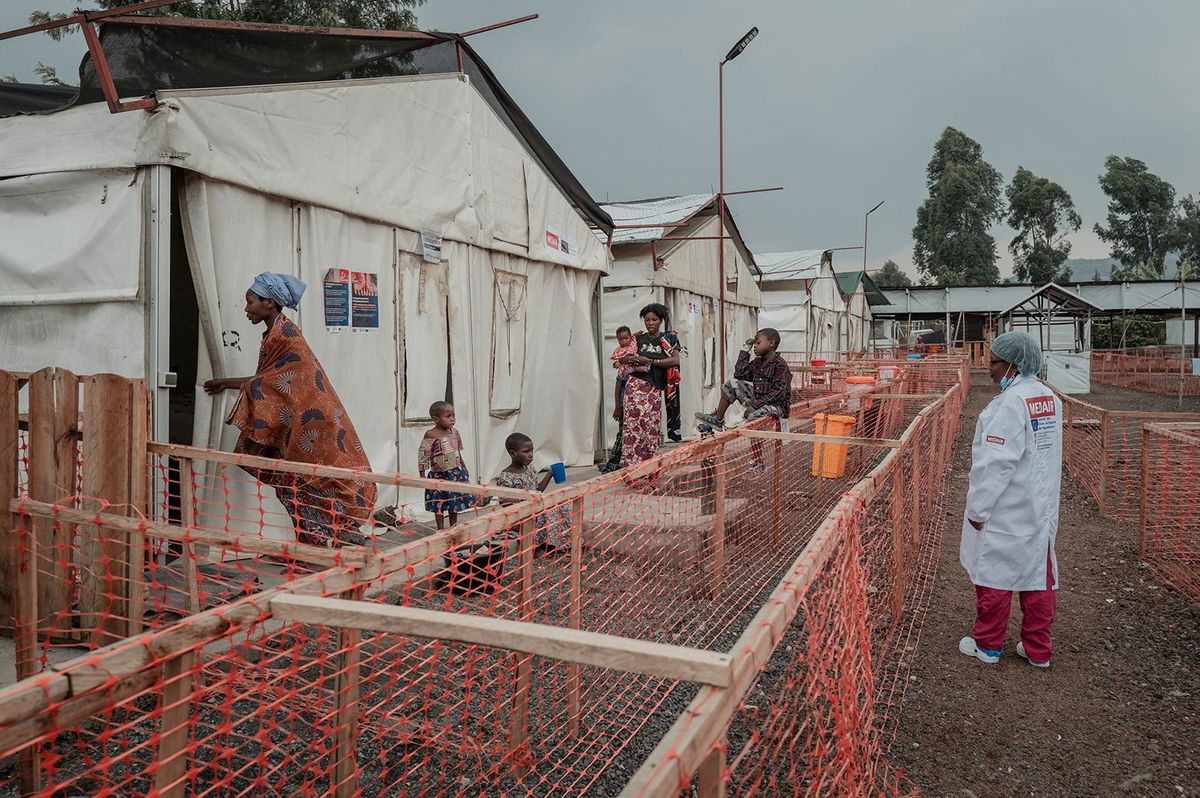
[[1139, 423, 1200, 600], [1059, 391, 1200, 520], [1092, 348, 1200, 396], [0, 358, 967, 796]]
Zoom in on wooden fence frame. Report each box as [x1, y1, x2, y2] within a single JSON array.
[[0, 357, 971, 797]]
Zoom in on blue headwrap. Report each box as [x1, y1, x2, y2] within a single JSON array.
[[990, 331, 1043, 376], [250, 272, 307, 310]]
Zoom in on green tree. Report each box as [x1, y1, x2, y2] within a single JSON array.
[[1005, 166, 1081, 285], [29, 0, 424, 83], [1094, 156, 1178, 279], [873, 259, 913, 289], [912, 127, 1004, 286], [1177, 194, 1200, 280]]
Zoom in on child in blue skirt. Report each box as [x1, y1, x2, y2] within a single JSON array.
[[419, 401, 475, 529]]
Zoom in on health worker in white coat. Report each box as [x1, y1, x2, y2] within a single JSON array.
[[959, 331, 1062, 668]]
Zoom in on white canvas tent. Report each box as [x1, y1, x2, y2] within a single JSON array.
[[597, 194, 762, 440], [0, 73, 612, 522], [757, 249, 847, 360]]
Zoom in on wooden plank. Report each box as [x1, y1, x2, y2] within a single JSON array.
[[510, 517, 536, 776], [739, 428, 903, 448], [27, 368, 74, 635], [126, 381, 150, 633], [15, 499, 369, 569], [80, 374, 134, 645], [566, 496, 584, 740], [51, 369, 80, 640], [11, 511, 40, 795], [332, 584, 363, 798], [152, 649, 197, 798], [0, 371, 18, 629], [696, 740, 727, 798], [268, 594, 736, 687], [147, 442, 538, 502], [711, 444, 726, 596], [178, 459, 202, 614], [890, 464, 905, 623]]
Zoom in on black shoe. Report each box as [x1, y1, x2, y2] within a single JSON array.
[[667, 432, 682, 442]]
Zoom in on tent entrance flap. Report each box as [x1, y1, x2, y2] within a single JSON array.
[[400, 254, 451, 423], [490, 270, 528, 417]]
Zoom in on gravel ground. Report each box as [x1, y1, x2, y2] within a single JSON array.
[[892, 374, 1200, 797]]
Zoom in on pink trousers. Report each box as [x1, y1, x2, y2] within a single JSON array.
[[972, 551, 1056, 662]]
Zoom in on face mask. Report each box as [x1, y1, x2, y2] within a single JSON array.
[[1000, 367, 1016, 390]]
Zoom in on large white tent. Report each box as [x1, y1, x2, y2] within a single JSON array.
[[0, 72, 612, 517], [756, 249, 847, 360], [596, 194, 762, 441]]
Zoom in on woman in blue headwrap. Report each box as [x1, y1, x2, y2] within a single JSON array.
[[204, 272, 376, 547]]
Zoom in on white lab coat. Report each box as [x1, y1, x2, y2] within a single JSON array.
[[960, 374, 1063, 592]]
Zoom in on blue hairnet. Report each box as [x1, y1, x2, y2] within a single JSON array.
[[990, 331, 1043, 376], [250, 272, 306, 310]]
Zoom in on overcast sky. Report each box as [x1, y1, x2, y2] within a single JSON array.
[[5, 0, 1199, 279]]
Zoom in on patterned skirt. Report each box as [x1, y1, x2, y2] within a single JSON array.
[[425, 466, 476, 515], [619, 377, 663, 468]]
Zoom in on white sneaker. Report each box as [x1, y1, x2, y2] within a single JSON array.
[[1016, 641, 1050, 668], [959, 636, 1001, 664]]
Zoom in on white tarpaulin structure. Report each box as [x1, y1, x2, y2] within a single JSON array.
[[597, 194, 761, 440], [0, 74, 612, 521], [757, 249, 847, 360]]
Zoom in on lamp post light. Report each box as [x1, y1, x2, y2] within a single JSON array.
[[717, 26, 758, 383], [861, 200, 884, 351]]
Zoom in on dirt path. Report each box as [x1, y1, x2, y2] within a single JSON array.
[[892, 374, 1200, 797]]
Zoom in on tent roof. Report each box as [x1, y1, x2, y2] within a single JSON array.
[[874, 280, 1200, 316], [756, 249, 828, 282], [1000, 282, 1104, 316], [0, 83, 77, 116], [598, 194, 714, 244], [834, 271, 889, 306], [0, 19, 612, 234]]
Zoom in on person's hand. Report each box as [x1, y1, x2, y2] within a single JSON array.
[[745, 337, 756, 347], [619, 354, 639, 365], [202, 378, 229, 395], [612, 405, 622, 421], [968, 518, 983, 530]]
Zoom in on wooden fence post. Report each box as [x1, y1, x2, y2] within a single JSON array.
[[153, 649, 197, 798], [127, 381, 149, 632], [712, 444, 726, 596], [0, 370, 18, 630], [509, 517, 536, 776], [179, 458, 202, 615], [27, 367, 78, 638], [332, 583, 364, 798], [80, 374, 134, 645], [696, 738, 727, 798], [1138, 427, 1150, 559], [890, 465, 905, 624], [771, 418, 783, 546], [567, 496, 584, 739], [13, 510, 41, 795], [1098, 410, 1109, 517]]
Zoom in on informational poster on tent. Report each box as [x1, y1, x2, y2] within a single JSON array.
[[323, 268, 379, 333], [323, 268, 351, 333], [420, 230, 443, 264], [687, 300, 700, 330]]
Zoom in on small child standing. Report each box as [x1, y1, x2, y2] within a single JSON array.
[[496, 432, 570, 551], [695, 327, 792, 431], [419, 401, 474, 529], [599, 325, 647, 472]]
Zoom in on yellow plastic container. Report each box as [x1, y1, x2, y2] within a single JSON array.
[[811, 413, 857, 478]]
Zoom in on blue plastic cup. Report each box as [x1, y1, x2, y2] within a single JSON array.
[[550, 462, 567, 484]]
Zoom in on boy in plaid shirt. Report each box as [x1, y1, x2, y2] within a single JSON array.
[[695, 328, 791, 431]]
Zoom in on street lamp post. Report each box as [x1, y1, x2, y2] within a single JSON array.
[[717, 26, 758, 384], [861, 200, 884, 351]]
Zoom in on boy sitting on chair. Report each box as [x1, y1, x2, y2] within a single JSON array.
[[695, 328, 791, 431]]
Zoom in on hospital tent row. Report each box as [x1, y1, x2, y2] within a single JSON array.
[[0, 17, 904, 501]]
